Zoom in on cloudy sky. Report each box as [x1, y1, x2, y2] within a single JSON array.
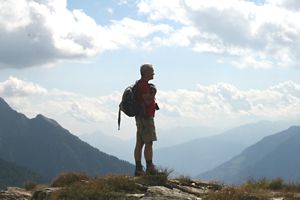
[[1, 0, 300, 139]]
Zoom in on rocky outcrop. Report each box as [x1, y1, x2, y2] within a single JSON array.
[[140, 186, 200, 200], [0, 187, 32, 200], [1, 177, 299, 200], [0, 178, 220, 200], [133, 179, 220, 200]]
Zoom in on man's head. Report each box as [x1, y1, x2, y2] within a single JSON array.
[[140, 63, 154, 81]]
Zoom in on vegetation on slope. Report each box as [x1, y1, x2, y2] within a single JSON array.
[[23, 171, 300, 200]]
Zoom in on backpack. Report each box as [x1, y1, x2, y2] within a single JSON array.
[[118, 81, 140, 130]]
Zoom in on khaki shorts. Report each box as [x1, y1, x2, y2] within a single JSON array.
[[135, 116, 157, 143]]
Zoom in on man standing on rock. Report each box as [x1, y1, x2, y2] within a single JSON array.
[[134, 63, 159, 176]]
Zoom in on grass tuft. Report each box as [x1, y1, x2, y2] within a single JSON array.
[[203, 186, 269, 200], [51, 172, 90, 187], [175, 175, 193, 185], [49, 174, 145, 200], [24, 180, 38, 191], [136, 167, 172, 186], [203, 178, 300, 200]]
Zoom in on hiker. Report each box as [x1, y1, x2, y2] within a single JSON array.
[[134, 63, 158, 176]]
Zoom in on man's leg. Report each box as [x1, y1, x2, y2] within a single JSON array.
[[134, 116, 146, 176], [134, 140, 145, 176], [134, 140, 144, 162], [144, 141, 153, 162], [145, 141, 157, 174]]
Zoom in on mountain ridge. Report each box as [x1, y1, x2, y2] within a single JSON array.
[[199, 125, 300, 183], [155, 120, 290, 176], [0, 97, 134, 182]]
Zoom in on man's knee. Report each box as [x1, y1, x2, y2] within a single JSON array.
[[135, 141, 144, 149], [144, 141, 153, 148]]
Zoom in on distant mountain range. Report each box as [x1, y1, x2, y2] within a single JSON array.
[[199, 126, 300, 184], [155, 120, 291, 176], [79, 126, 219, 163], [79, 131, 135, 163], [0, 97, 134, 183], [81, 117, 293, 177], [0, 158, 42, 189]]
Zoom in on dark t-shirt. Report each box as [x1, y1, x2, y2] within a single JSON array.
[[136, 79, 156, 117]]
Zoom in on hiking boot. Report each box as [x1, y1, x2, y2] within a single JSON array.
[[146, 164, 159, 175], [134, 166, 145, 176]]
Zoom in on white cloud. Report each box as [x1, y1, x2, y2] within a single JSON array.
[[0, 0, 102, 68], [0, 76, 47, 97], [0, 77, 115, 133], [67, 100, 112, 123], [2, 0, 300, 69], [137, 0, 189, 24], [232, 55, 273, 69], [107, 8, 114, 14], [157, 81, 300, 128], [136, 0, 300, 69], [142, 26, 198, 50], [106, 17, 172, 49], [1, 77, 300, 136], [0, 0, 172, 68], [117, 0, 130, 6], [0, 0, 31, 31], [268, 0, 300, 11]]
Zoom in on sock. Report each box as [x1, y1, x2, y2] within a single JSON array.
[[135, 161, 142, 168], [146, 160, 153, 168]]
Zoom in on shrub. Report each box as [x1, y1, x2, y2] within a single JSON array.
[[49, 175, 145, 200], [283, 182, 300, 193], [96, 175, 145, 193], [24, 180, 37, 191], [243, 178, 292, 192], [268, 178, 283, 191], [51, 172, 90, 187], [136, 168, 172, 186], [203, 186, 269, 200], [244, 178, 269, 191]]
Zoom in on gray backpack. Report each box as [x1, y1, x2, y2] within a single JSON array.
[[118, 81, 140, 130]]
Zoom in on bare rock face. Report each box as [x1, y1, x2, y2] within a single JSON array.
[[141, 186, 201, 200], [31, 188, 61, 200], [0, 187, 32, 200], [137, 179, 220, 200]]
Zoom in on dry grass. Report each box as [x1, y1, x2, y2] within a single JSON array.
[[203, 178, 300, 200], [136, 168, 172, 186], [175, 175, 193, 185], [34, 172, 300, 200], [47, 170, 172, 200], [203, 186, 269, 200], [24, 180, 38, 191], [51, 172, 90, 187], [49, 175, 145, 200]]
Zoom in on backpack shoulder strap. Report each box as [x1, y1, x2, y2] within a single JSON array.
[[118, 106, 121, 130]]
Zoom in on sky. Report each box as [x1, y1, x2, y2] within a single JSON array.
[[0, 0, 300, 140]]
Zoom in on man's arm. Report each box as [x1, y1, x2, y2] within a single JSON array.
[[142, 85, 156, 105]]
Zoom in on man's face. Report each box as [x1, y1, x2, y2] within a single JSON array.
[[147, 68, 154, 80]]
